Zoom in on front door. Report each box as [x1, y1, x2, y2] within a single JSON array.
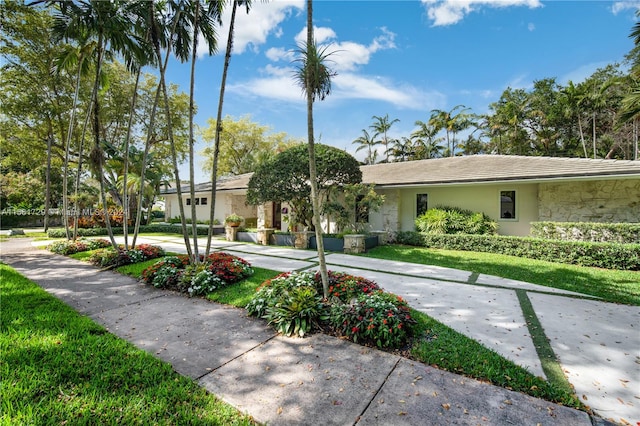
[[272, 202, 282, 230]]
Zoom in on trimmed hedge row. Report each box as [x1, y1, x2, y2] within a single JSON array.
[[47, 224, 212, 238], [531, 221, 640, 244], [395, 231, 640, 271]]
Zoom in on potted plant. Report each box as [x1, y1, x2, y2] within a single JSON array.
[[224, 213, 244, 227]]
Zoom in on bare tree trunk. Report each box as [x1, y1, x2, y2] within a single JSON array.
[[122, 69, 141, 249], [188, 0, 201, 263], [44, 132, 53, 233]]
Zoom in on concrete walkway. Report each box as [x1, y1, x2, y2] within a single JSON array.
[[2, 235, 638, 425]]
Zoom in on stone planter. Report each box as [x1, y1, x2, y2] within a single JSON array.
[[309, 236, 344, 252], [257, 228, 274, 245], [225, 226, 238, 241], [237, 231, 258, 244], [272, 233, 295, 246], [293, 231, 311, 249]]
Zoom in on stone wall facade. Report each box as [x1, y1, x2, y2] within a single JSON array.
[[538, 179, 640, 223]]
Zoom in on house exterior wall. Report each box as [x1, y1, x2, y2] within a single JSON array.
[[164, 192, 256, 224], [371, 183, 539, 237], [538, 179, 640, 223]]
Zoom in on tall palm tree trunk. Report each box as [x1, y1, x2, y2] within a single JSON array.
[[72, 96, 93, 241], [188, 0, 201, 263], [305, 0, 329, 298], [44, 132, 53, 232], [121, 68, 141, 249], [62, 58, 84, 240], [91, 36, 118, 249], [206, 0, 239, 256]]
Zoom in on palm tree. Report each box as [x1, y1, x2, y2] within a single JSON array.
[[370, 114, 399, 163], [388, 137, 413, 162], [293, 0, 337, 299], [167, 0, 222, 263], [428, 105, 470, 157], [54, 37, 95, 240], [50, 0, 142, 250], [205, 0, 252, 257], [411, 120, 444, 159], [561, 81, 588, 158], [351, 128, 379, 164]]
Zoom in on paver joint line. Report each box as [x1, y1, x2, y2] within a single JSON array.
[[354, 357, 402, 425], [194, 334, 279, 381]]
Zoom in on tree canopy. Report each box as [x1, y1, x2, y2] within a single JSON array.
[[200, 115, 302, 177], [246, 144, 362, 229]]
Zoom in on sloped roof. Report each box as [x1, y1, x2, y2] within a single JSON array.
[[162, 173, 253, 194], [162, 156, 640, 194], [361, 155, 640, 187]]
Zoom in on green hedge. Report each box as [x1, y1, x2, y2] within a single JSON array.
[[47, 224, 212, 238], [395, 231, 640, 271], [531, 221, 640, 244]]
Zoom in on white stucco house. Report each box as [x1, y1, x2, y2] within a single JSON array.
[[162, 155, 640, 237]]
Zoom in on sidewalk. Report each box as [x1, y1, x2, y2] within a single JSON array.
[[2, 236, 637, 424]]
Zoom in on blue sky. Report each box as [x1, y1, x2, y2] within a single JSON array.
[[162, 0, 640, 182]]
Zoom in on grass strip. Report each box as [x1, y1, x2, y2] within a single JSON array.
[[0, 264, 257, 425], [515, 289, 575, 395], [362, 245, 640, 305], [408, 309, 583, 409]]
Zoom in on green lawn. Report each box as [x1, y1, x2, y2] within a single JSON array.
[[0, 264, 256, 425], [26, 238, 607, 413], [361, 245, 640, 306]]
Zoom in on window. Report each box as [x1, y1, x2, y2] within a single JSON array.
[[416, 194, 428, 217], [500, 190, 516, 219], [200, 198, 207, 205], [186, 198, 191, 206], [194, 198, 200, 205]]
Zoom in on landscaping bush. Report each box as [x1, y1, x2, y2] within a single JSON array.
[[47, 224, 212, 238], [531, 221, 640, 244], [415, 206, 497, 235], [246, 271, 417, 347], [88, 244, 165, 268], [47, 238, 110, 255], [329, 291, 416, 349], [313, 270, 380, 303], [141, 252, 253, 296], [395, 231, 640, 270]]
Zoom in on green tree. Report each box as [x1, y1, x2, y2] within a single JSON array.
[[351, 129, 379, 165], [293, 0, 339, 299], [370, 114, 399, 163], [246, 144, 361, 238], [411, 120, 444, 159], [200, 115, 300, 176]]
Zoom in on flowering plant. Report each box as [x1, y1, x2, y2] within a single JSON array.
[[47, 238, 110, 255], [141, 252, 253, 297], [329, 291, 416, 349], [313, 271, 380, 303]]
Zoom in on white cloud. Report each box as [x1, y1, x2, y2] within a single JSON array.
[[197, 0, 304, 58], [559, 61, 612, 85], [290, 26, 396, 72], [611, 1, 640, 15], [421, 0, 542, 27], [527, 22, 535, 31], [227, 64, 445, 111]]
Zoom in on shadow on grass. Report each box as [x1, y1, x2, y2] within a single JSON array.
[[0, 265, 255, 425]]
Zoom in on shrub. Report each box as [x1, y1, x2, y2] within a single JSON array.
[[88, 244, 165, 268], [141, 255, 190, 290], [247, 271, 417, 348], [141, 253, 253, 296], [395, 231, 640, 271], [313, 271, 380, 303], [264, 286, 328, 337], [47, 238, 110, 255], [48, 224, 213, 238], [329, 291, 416, 349], [415, 206, 497, 235]]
